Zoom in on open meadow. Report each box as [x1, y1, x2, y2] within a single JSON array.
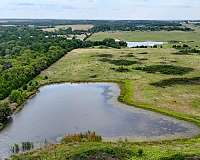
[[12, 47, 200, 159], [88, 31, 200, 43], [38, 48, 200, 118]]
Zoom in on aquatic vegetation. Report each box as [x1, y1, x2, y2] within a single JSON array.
[[62, 131, 102, 143], [10, 142, 34, 154]]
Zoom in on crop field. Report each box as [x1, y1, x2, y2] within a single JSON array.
[[88, 31, 200, 42], [42, 24, 94, 32]]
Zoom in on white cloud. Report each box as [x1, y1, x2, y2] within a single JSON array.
[[0, 0, 199, 19]]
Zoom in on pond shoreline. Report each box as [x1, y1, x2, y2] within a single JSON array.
[[1, 81, 200, 159], [0, 79, 200, 138], [2, 80, 200, 142], [2, 80, 200, 138]]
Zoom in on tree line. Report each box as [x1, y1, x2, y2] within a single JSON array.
[[0, 26, 126, 127]]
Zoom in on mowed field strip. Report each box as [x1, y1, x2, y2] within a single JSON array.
[[88, 31, 200, 42]]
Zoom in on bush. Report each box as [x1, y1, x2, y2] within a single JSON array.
[[0, 123, 3, 130], [138, 149, 143, 157], [22, 85, 28, 90], [28, 80, 39, 92], [10, 90, 25, 104], [0, 102, 11, 124], [44, 75, 48, 80]]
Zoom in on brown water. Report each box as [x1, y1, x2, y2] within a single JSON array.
[[0, 83, 199, 158]]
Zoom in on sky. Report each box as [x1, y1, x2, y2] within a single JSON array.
[[0, 0, 200, 20]]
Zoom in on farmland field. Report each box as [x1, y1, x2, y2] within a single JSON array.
[[88, 31, 200, 42], [42, 24, 94, 32]]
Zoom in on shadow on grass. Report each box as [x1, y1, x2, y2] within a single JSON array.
[[111, 67, 130, 72], [160, 154, 200, 160], [120, 54, 136, 58], [151, 77, 200, 87], [172, 51, 190, 55], [100, 58, 140, 66], [135, 65, 194, 75], [138, 52, 148, 55], [138, 58, 148, 61], [95, 54, 113, 58], [72, 147, 134, 160]]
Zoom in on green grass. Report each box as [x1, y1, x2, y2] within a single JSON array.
[[88, 31, 200, 42], [36, 48, 200, 118], [11, 137, 200, 160]]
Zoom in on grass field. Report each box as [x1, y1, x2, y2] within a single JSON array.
[[88, 31, 200, 42], [42, 24, 93, 32], [11, 138, 200, 160], [12, 47, 200, 159], [37, 48, 200, 118]]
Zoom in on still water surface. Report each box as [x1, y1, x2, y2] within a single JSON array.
[[0, 83, 199, 158]]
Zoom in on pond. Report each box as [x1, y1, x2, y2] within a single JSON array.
[[127, 41, 164, 48], [0, 83, 199, 158]]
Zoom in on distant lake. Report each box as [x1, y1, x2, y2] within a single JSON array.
[[0, 83, 199, 158], [127, 41, 164, 47]]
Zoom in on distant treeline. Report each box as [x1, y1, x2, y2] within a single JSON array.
[[0, 20, 193, 32], [88, 21, 193, 32]]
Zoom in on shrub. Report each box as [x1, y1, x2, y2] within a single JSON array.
[[0, 102, 11, 124], [138, 149, 143, 157], [22, 85, 28, 90], [44, 75, 48, 80], [28, 80, 39, 92], [10, 90, 25, 104], [0, 123, 3, 130]]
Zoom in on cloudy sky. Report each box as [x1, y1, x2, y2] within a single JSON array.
[[0, 0, 200, 20]]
